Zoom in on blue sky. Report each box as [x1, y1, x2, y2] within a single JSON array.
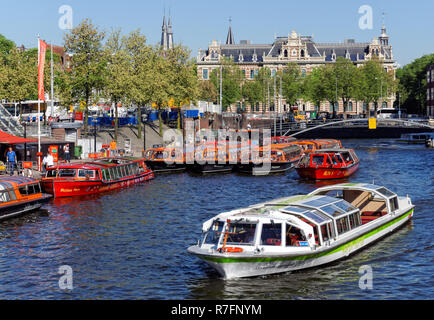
[[0, 0, 433, 66]]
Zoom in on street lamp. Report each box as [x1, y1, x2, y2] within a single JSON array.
[[21, 120, 27, 161], [92, 115, 98, 154]]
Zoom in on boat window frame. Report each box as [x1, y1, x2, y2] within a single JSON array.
[[78, 169, 96, 179], [0, 189, 12, 203], [222, 221, 259, 247], [58, 169, 78, 178], [260, 222, 284, 247]]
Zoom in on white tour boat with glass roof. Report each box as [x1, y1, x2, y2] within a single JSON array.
[[188, 183, 414, 279]]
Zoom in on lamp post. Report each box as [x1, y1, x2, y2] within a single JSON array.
[[143, 109, 147, 154], [92, 115, 98, 154], [21, 121, 27, 161]]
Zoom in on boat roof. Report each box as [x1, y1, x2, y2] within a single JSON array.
[[47, 157, 142, 170], [310, 183, 398, 200], [0, 176, 39, 190], [309, 148, 353, 154]]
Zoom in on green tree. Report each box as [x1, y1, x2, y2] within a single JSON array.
[[63, 19, 106, 136], [123, 29, 152, 140], [103, 29, 131, 141], [395, 53, 434, 115], [198, 80, 217, 103], [360, 57, 396, 117], [333, 57, 360, 119], [281, 63, 302, 109], [303, 66, 327, 113], [241, 79, 262, 111], [166, 45, 199, 129], [0, 34, 15, 57], [210, 58, 242, 111]]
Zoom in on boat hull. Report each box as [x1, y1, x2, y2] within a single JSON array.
[[146, 161, 186, 174], [0, 194, 52, 221], [189, 208, 413, 279], [296, 163, 359, 180], [41, 171, 154, 198], [188, 163, 234, 174], [237, 161, 297, 176]]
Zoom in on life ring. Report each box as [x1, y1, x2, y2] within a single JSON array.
[[218, 247, 243, 253]]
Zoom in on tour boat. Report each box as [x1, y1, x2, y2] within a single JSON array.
[[144, 146, 186, 173], [397, 132, 434, 144], [0, 176, 51, 221], [289, 139, 343, 153], [237, 144, 303, 176], [41, 157, 154, 198], [296, 149, 359, 180], [188, 183, 414, 279], [188, 143, 236, 174]]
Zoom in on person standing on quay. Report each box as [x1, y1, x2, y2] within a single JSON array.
[[63, 144, 71, 163], [6, 146, 17, 176]]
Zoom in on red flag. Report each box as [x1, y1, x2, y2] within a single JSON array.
[[38, 39, 48, 101]]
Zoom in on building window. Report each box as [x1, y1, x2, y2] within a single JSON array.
[[242, 69, 246, 78], [346, 102, 353, 112], [363, 102, 368, 111], [203, 69, 208, 80], [250, 70, 255, 79], [301, 49, 305, 58], [292, 49, 297, 56], [301, 69, 306, 78], [271, 69, 276, 77], [284, 49, 288, 58]]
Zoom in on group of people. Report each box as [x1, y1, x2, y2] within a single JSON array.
[[4, 144, 71, 176]]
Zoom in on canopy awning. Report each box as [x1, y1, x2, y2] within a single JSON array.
[[0, 131, 37, 145]]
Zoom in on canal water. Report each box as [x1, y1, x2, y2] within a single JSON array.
[[0, 139, 432, 300]]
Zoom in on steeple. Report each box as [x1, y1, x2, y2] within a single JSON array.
[[379, 12, 389, 46], [161, 13, 168, 51], [167, 12, 174, 50], [226, 17, 235, 45]]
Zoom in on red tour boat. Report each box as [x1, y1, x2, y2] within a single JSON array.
[[41, 157, 154, 198], [295, 149, 360, 180]]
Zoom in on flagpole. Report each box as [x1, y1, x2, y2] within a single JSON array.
[[51, 41, 54, 119], [37, 35, 41, 154]]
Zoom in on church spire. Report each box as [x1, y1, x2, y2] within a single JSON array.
[[167, 10, 174, 50], [226, 17, 235, 45], [161, 12, 168, 51]]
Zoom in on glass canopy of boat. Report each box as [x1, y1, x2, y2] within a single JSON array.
[[280, 195, 358, 225]]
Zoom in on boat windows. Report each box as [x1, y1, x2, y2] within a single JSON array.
[[58, 169, 77, 178], [202, 221, 225, 246], [336, 217, 350, 235], [312, 155, 324, 166], [225, 223, 257, 246], [78, 170, 96, 178], [0, 190, 11, 203], [377, 187, 395, 198], [348, 212, 361, 229], [389, 196, 399, 212], [321, 204, 345, 217], [320, 222, 335, 242], [120, 166, 126, 178], [286, 224, 307, 247], [333, 200, 357, 213], [18, 184, 41, 196], [46, 170, 58, 178], [260, 223, 282, 246]]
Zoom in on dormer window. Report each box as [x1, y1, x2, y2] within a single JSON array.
[[301, 49, 305, 58]]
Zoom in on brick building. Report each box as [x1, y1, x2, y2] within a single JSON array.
[[427, 64, 434, 118], [197, 24, 396, 115]]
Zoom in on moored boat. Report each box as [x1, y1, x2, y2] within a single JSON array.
[[187, 183, 414, 279], [289, 139, 343, 153], [397, 132, 434, 144], [188, 143, 236, 174], [0, 176, 51, 221], [41, 157, 154, 198], [144, 146, 186, 173], [296, 148, 359, 180], [237, 144, 303, 176]]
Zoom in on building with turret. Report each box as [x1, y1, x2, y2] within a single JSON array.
[[197, 24, 396, 115]]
